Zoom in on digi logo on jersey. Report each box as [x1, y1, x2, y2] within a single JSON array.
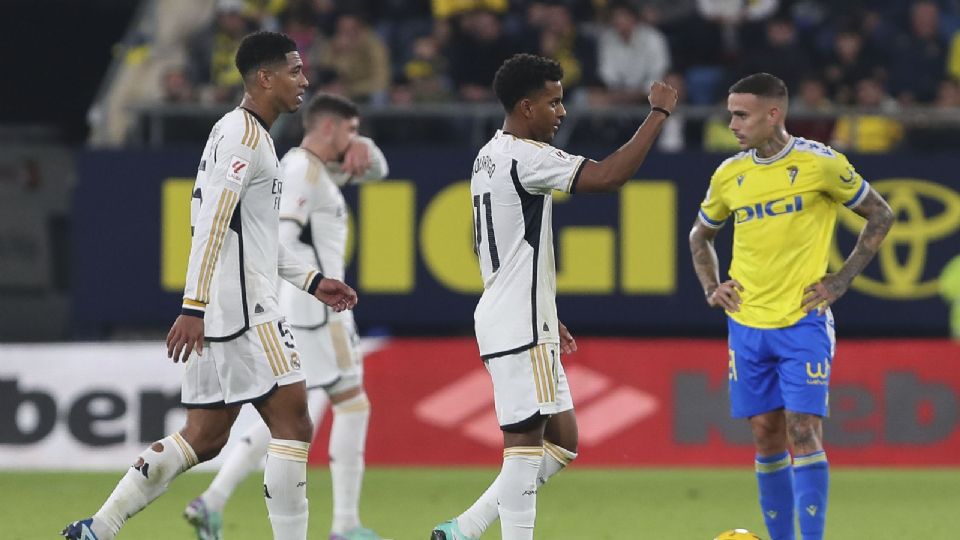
[[733, 195, 804, 224]]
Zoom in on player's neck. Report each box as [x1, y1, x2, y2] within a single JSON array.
[[754, 129, 792, 159], [502, 118, 533, 140], [300, 134, 337, 162], [239, 95, 277, 129]]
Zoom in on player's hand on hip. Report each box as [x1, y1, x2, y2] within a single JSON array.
[[341, 138, 371, 177], [314, 277, 358, 312], [803, 273, 849, 315], [558, 321, 577, 355], [707, 279, 743, 312], [166, 314, 204, 363], [648, 81, 679, 114]]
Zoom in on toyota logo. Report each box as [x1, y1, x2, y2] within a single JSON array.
[[829, 179, 960, 299]]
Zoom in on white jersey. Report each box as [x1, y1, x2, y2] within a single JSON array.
[[181, 108, 321, 340], [277, 137, 388, 327], [472, 130, 587, 358]]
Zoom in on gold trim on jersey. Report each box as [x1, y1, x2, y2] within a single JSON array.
[[565, 157, 585, 192], [302, 270, 318, 291], [503, 446, 545, 459], [255, 323, 283, 376], [530, 344, 556, 404], [267, 323, 290, 373], [197, 189, 239, 303], [241, 111, 261, 150], [182, 298, 206, 309]]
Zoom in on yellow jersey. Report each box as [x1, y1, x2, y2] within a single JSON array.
[[698, 137, 870, 328]]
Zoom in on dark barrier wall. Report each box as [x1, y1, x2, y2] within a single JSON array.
[[74, 147, 960, 337]]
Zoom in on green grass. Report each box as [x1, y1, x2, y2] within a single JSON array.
[[8, 467, 959, 539]]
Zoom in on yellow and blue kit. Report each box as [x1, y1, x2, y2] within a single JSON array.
[[698, 137, 868, 417]]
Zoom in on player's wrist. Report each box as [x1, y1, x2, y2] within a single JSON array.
[[181, 298, 206, 319], [650, 106, 671, 118], [306, 271, 325, 295]]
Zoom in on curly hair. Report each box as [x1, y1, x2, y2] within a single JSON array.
[[235, 31, 298, 80], [492, 54, 564, 112]]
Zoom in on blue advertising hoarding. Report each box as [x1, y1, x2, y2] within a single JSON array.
[[73, 146, 960, 337]]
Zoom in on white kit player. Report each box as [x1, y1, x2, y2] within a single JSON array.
[[63, 32, 358, 540], [431, 54, 677, 540], [186, 93, 387, 540]]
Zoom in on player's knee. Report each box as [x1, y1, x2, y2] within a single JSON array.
[[325, 374, 363, 399], [189, 431, 230, 463]]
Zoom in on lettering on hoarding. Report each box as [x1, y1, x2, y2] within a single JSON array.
[[672, 373, 959, 446], [0, 379, 182, 446], [160, 179, 677, 295]]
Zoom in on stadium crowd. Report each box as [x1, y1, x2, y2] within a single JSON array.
[[99, 0, 960, 151]]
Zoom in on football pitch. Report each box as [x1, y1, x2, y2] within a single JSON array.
[[8, 467, 958, 539]]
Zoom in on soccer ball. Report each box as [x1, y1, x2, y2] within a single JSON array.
[[714, 529, 762, 540]]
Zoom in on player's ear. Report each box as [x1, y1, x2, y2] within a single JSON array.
[[518, 98, 533, 119]]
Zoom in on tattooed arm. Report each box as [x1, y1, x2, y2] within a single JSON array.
[[802, 188, 894, 314], [689, 219, 743, 312]]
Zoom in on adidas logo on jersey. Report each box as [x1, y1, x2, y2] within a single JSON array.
[[255, 303, 264, 314], [543, 322, 549, 331]]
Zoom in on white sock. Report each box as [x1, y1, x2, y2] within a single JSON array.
[[202, 389, 328, 513], [497, 447, 543, 540], [329, 392, 370, 533], [203, 422, 271, 513], [264, 439, 310, 540], [456, 441, 577, 538], [93, 433, 198, 539]]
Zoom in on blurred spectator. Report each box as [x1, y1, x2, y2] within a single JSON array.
[[316, 12, 391, 105], [695, 0, 779, 55], [832, 77, 903, 153], [888, 0, 947, 103], [392, 35, 452, 104], [432, 0, 508, 19], [187, 0, 254, 104], [787, 76, 835, 142], [534, 2, 598, 95], [822, 25, 886, 105], [593, 3, 670, 105], [161, 65, 197, 103], [905, 78, 960, 150], [448, 11, 523, 102], [737, 16, 811, 91]]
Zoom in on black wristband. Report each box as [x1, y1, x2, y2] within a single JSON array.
[[307, 272, 325, 295], [651, 106, 671, 117]]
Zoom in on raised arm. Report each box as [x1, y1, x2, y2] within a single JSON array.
[[575, 81, 678, 193]]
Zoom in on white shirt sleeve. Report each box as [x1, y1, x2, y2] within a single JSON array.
[[181, 126, 255, 316], [518, 145, 587, 195]]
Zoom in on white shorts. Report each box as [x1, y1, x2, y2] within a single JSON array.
[[293, 310, 362, 392], [181, 319, 305, 408], [485, 343, 573, 429]]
